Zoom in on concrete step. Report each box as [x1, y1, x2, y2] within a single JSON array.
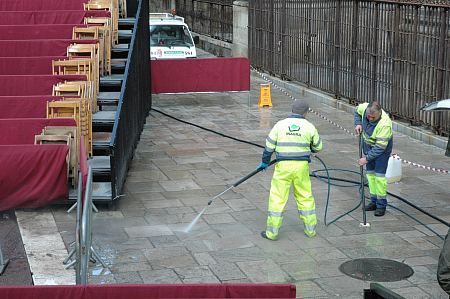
[[118, 29, 132, 39], [91, 156, 110, 172], [111, 58, 127, 73], [93, 131, 112, 153], [100, 74, 124, 88], [68, 182, 112, 202], [98, 91, 120, 106], [119, 18, 136, 26], [93, 110, 116, 125]]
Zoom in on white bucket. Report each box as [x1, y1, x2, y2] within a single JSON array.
[[386, 156, 402, 183]]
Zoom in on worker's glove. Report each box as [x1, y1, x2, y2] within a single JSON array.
[[257, 162, 269, 171]]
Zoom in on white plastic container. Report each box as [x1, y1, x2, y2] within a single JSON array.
[[386, 156, 402, 183]]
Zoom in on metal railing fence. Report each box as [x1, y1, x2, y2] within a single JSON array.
[[110, 0, 151, 199], [249, 0, 449, 136], [175, 0, 233, 42]]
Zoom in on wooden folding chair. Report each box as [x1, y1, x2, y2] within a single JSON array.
[[67, 43, 100, 78], [72, 26, 105, 78], [47, 100, 92, 156], [35, 134, 71, 179], [42, 126, 79, 186], [53, 82, 83, 97], [85, 1, 118, 44], [84, 18, 112, 75], [53, 59, 98, 97], [118, 0, 127, 18], [62, 81, 97, 112]]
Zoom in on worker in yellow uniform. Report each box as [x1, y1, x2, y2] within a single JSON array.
[[354, 101, 393, 217], [257, 100, 322, 240]]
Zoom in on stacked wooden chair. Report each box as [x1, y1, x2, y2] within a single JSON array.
[[47, 97, 92, 158], [84, 0, 119, 45]]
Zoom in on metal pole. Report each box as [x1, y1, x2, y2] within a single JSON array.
[[359, 134, 370, 228], [75, 172, 83, 284], [350, 0, 359, 103], [334, 0, 342, 99], [80, 166, 93, 284]]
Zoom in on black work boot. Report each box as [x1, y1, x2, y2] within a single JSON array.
[[365, 202, 376, 211], [374, 208, 386, 217], [260, 231, 277, 241]]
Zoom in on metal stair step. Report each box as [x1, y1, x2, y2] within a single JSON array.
[[98, 92, 120, 106]]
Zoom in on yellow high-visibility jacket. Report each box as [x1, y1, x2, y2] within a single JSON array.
[[262, 115, 322, 164], [354, 103, 393, 161]]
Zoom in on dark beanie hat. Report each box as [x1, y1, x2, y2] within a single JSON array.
[[292, 100, 309, 115]]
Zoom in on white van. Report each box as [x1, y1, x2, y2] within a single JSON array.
[[150, 13, 199, 59]]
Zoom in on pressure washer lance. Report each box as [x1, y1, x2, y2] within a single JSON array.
[[183, 160, 278, 233], [359, 134, 370, 228]]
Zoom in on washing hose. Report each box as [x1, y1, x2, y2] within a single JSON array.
[[151, 108, 448, 240]]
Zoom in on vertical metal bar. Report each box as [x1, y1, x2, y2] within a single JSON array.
[[410, 6, 419, 119], [371, 2, 379, 103], [350, 0, 359, 102], [269, 0, 274, 72], [391, 4, 400, 115], [334, 0, 341, 98], [436, 8, 447, 133], [280, 0, 286, 77], [75, 172, 83, 284], [209, 2, 213, 37], [307, 0, 312, 86]]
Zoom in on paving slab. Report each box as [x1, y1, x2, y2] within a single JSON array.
[[12, 67, 450, 297]]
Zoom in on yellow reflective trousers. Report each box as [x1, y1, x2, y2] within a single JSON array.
[[265, 160, 317, 239]]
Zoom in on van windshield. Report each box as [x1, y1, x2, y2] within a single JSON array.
[[150, 25, 194, 47]]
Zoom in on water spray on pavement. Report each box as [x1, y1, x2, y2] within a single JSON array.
[[182, 160, 277, 233]]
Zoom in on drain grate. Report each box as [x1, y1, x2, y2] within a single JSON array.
[[339, 258, 414, 282]]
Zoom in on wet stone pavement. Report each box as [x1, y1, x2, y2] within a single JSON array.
[[49, 71, 450, 298]]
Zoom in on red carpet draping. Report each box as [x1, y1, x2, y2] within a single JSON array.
[[0, 118, 76, 145], [0, 10, 111, 25], [0, 74, 87, 96], [0, 96, 63, 118], [0, 39, 98, 57], [151, 58, 250, 93], [0, 144, 69, 211], [0, 284, 297, 299], [0, 24, 87, 40], [0, 0, 89, 11], [0, 57, 67, 75]]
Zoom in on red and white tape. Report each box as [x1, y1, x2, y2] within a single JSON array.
[[251, 67, 450, 175]]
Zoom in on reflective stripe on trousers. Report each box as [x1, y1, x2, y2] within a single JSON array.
[[266, 160, 317, 239], [366, 172, 387, 208]]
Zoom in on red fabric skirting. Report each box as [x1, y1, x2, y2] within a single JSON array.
[[0, 118, 76, 145], [0, 10, 111, 25], [0, 0, 88, 11], [0, 39, 98, 57], [0, 284, 296, 299], [0, 144, 69, 211], [0, 56, 67, 75], [0, 24, 87, 40], [0, 74, 87, 96], [151, 58, 250, 93], [0, 96, 63, 118]]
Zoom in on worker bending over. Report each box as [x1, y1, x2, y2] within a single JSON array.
[[354, 101, 393, 217]]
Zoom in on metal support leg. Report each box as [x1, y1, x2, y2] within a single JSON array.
[[0, 243, 10, 276], [91, 247, 107, 268], [67, 202, 99, 214], [63, 243, 76, 265], [64, 259, 77, 270]]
